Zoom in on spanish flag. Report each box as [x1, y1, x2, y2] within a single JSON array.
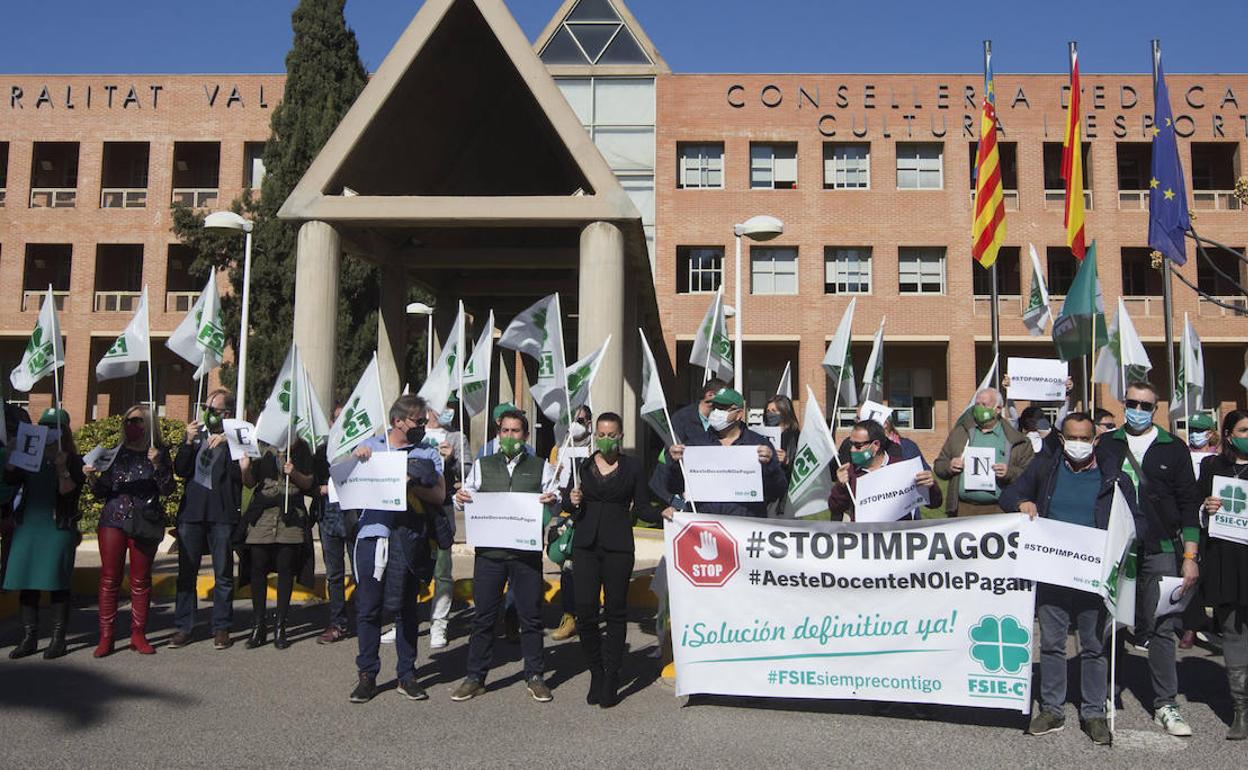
[[1062, 49, 1087, 260], [972, 51, 1006, 268]]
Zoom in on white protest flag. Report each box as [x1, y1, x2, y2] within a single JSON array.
[[294, 351, 329, 447], [96, 288, 151, 381], [326, 355, 386, 461], [500, 293, 569, 428], [963, 354, 999, 415], [166, 268, 226, 380], [461, 310, 494, 418], [1099, 487, 1138, 626], [1093, 297, 1152, 401], [689, 289, 733, 383], [1021, 244, 1052, 336], [859, 317, 886, 404], [568, 335, 611, 415], [1240, 365, 1248, 396], [822, 298, 858, 410], [776, 361, 792, 399], [255, 345, 328, 448], [1171, 313, 1205, 419], [417, 306, 464, 415], [639, 328, 675, 447], [10, 287, 65, 392], [786, 385, 839, 518]]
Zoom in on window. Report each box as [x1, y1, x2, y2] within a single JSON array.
[[1043, 142, 1093, 209], [678, 143, 723, 189], [1198, 246, 1245, 297], [100, 142, 150, 208], [750, 143, 798, 189], [896, 143, 943, 190], [538, 0, 653, 66], [751, 247, 798, 295], [29, 142, 80, 208], [1121, 247, 1163, 296], [1191, 143, 1239, 190], [898, 247, 945, 294], [1046, 247, 1079, 295], [677, 246, 724, 294], [888, 367, 935, 431], [972, 246, 1021, 295], [1116, 143, 1152, 190], [244, 142, 266, 188], [824, 247, 872, 294], [824, 143, 869, 189]]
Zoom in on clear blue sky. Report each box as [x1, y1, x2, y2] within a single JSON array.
[[0, 0, 1243, 74]]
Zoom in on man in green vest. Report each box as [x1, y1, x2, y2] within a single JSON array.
[[452, 410, 560, 703]]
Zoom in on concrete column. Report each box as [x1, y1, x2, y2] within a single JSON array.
[[376, 261, 408, 408], [578, 221, 626, 418], [293, 221, 340, 409]]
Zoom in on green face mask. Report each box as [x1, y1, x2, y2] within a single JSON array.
[[850, 448, 875, 468], [972, 405, 997, 426], [499, 436, 523, 457], [595, 437, 621, 455], [1231, 437, 1248, 455]]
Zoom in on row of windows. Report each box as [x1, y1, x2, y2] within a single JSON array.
[[676, 140, 1242, 200], [0, 140, 265, 210], [677, 243, 1248, 298], [0, 242, 204, 312]]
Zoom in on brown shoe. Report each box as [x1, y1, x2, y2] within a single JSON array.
[[213, 630, 233, 650], [550, 613, 578, 641], [318, 626, 348, 645], [1178, 630, 1196, 650], [167, 631, 192, 649]]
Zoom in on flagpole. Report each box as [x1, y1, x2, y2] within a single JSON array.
[[144, 287, 156, 449], [985, 40, 1003, 394], [284, 344, 296, 516], [457, 302, 467, 488], [555, 294, 578, 488], [375, 352, 390, 452], [703, 290, 718, 386], [1152, 39, 1179, 430], [662, 402, 697, 515], [1089, 314, 1097, 415], [48, 286, 64, 452]]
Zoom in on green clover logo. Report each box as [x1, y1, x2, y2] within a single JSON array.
[[277, 379, 293, 413], [1220, 484, 1247, 514], [969, 615, 1030, 675]]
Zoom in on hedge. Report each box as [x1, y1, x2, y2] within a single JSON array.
[[73, 416, 189, 534]]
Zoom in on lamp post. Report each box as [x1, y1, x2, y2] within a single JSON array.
[[203, 211, 254, 420], [732, 215, 784, 393], [406, 302, 435, 378]]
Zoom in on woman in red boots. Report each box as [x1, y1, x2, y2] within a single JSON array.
[[85, 405, 174, 656]]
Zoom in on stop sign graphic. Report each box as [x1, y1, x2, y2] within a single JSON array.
[[672, 521, 740, 587]]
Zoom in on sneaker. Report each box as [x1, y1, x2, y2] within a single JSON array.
[[397, 676, 429, 701], [526, 675, 553, 703], [1082, 718, 1113, 745], [380, 627, 396, 645], [1133, 638, 1151, 652], [1154, 704, 1193, 737], [430, 624, 448, 650], [1026, 711, 1066, 736], [167, 631, 192, 649], [350, 673, 377, 704], [450, 678, 486, 702], [213, 630, 233, 650]]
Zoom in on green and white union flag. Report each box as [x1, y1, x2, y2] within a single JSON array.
[[417, 306, 463, 415], [500, 293, 568, 426], [256, 345, 329, 448], [1093, 297, 1151, 401], [859, 318, 885, 404], [326, 356, 385, 461], [461, 310, 494, 418], [568, 335, 611, 415], [786, 385, 839, 518], [689, 290, 733, 382], [822, 297, 858, 409], [1022, 244, 1052, 336], [9, 287, 64, 392], [639, 328, 674, 447], [1171, 313, 1204, 419], [96, 289, 150, 382], [166, 268, 226, 381], [1099, 487, 1138, 626]]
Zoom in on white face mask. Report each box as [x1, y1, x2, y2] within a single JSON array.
[[569, 422, 588, 441], [423, 427, 448, 447], [1063, 440, 1095, 463], [707, 409, 736, 433]]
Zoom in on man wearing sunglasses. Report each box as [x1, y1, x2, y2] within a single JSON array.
[[1103, 381, 1202, 737], [1092, 408, 1117, 437]]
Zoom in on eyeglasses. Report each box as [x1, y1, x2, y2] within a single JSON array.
[[1097, 422, 1117, 431], [1124, 399, 1156, 412], [849, 440, 875, 450], [125, 417, 146, 426]]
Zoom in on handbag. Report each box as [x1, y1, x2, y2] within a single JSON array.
[[547, 517, 574, 566], [122, 499, 167, 542]]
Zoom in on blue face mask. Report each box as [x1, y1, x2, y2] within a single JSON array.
[[437, 408, 455, 426], [1125, 408, 1153, 431]]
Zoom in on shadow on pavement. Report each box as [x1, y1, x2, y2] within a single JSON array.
[[0, 663, 197, 730]]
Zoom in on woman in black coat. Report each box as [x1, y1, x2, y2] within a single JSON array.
[[562, 411, 659, 708]]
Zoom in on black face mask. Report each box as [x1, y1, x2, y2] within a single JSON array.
[[405, 426, 425, 447], [763, 412, 782, 427]]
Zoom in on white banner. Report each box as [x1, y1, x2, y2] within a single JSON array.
[[855, 457, 928, 522], [1006, 357, 1068, 402], [665, 513, 1036, 712], [464, 491, 545, 551], [682, 445, 764, 504], [11, 422, 50, 472], [1209, 475, 1248, 545], [962, 447, 998, 492], [329, 451, 408, 511], [1015, 516, 1108, 593], [222, 418, 262, 460]]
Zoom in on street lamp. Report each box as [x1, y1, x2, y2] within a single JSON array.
[[732, 215, 784, 392], [203, 211, 254, 420], [406, 302, 435, 378]]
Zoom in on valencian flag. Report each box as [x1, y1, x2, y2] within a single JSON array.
[[1051, 240, 1108, 361], [972, 49, 1006, 268], [1148, 59, 1190, 265], [1062, 49, 1087, 259]]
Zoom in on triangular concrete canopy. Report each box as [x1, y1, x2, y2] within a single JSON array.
[[278, 0, 639, 227]]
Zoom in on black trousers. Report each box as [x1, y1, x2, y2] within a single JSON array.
[[249, 543, 299, 623], [573, 545, 634, 675], [466, 553, 545, 682]]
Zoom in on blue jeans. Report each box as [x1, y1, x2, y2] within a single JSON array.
[[1136, 550, 1182, 708], [466, 554, 544, 682], [1037, 584, 1108, 720], [321, 527, 356, 631], [354, 537, 421, 679], [174, 521, 235, 634]]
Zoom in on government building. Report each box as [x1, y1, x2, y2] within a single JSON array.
[[2, 0, 1246, 458]]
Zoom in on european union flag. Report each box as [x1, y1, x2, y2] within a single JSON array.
[[1148, 61, 1190, 265]]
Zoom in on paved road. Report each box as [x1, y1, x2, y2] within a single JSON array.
[[1, 596, 1245, 767]]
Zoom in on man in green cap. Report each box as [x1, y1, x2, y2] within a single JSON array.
[[934, 387, 1035, 516], [1185, 411, 1218, 479], [662, 387, 787, 519]]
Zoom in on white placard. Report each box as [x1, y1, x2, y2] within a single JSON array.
[[83, 445, 120, 473], [327, 478, 340, 505], [682, 445, 764, 503], [854, 457, 929, 522], [329, 451, 408, 511], [464, 491, 545, 551], [752, 426, 783, 450], [1015, 516, 1108, 593], [222, 419, 262, 460], [1209, 475, 1248, 545], [11, 423, 50, 473], [857, 400, 893, 426], [1156, 575, 1195, 617], [962, 446, 998, 492], [555, 445, 590, 488], [1006, 357, 1068, 402]]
